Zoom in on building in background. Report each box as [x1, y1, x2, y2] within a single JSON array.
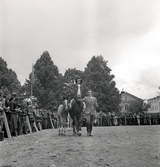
[[147, 96, 160, 113], [120, 91, 143, 113]]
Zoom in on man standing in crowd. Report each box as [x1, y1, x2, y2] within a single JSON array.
[[108, 112, 112, 126], [136, 113, 140, 126], [83, 90, 99, 136], [27, 103, 36, 132], [0, 91, 5, 131], [9, 92, 18, 136], [15, 98, 23, 135]]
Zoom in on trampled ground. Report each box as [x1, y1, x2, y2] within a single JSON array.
[[0, 125, 160, 167]]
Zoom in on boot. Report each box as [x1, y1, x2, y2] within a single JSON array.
[[90, 125, 92, 132], [89, 125, 93, 136], [87, 131, 90, 136], [14, 130, 18, 137], [86, 124, 90, 136]]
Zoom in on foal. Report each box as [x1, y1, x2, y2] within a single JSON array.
[[57, 98, 69, 136]]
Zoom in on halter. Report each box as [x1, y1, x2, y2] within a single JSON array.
[[63, 99, 69, 111]]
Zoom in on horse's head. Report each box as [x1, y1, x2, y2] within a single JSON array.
[[63, 99, 69, 112]]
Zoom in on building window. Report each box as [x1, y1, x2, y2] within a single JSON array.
[[125, 104, 129, 110], [125, 96, 127, 101]]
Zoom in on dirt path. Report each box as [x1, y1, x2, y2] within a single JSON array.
[[0, 126, 160, 167]]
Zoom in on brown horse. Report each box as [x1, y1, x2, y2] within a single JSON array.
[[69, 79, 84, 136], [69, 97, 84, 136], [57, 98, 69, 136]]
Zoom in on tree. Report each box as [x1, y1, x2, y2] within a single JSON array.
[[83, 55, 121, 113], [129, 100, 144, 113], [143, 101, 151, 111], [63, 68, 85, 99], [23, 51, 64, 109], [0, 57, 21, 95], [23, 54, 121, 113]]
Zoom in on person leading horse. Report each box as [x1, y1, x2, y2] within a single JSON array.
[[83, 90, 99, 136]]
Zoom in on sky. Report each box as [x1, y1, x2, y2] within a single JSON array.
[[0, 0, 160, 99]]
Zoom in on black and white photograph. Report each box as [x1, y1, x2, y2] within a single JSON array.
[[0, 0, 160, 167]]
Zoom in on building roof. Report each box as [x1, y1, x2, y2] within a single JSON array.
[[121, 91, 143, 101], [147, 95, 160, 101]]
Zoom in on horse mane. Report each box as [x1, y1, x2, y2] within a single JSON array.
[[74, 96, 83, 103], [72, 97, 83, 114]]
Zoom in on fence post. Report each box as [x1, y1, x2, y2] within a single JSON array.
[[0, 110, 11, 139]]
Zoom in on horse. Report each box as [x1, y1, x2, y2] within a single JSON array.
[[69, 96, 84, 136], [57, 98, 69, 136], [68, 79, 85, 136]]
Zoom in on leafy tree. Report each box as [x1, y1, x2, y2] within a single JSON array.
[[23, 51, 64, 110], [23, 54, 121, 113], [63, 68, 85, 99], [84, 55, 121, 113], [129, 100, 150, 113], [143, 102, 151, 111], [129, 100, 144, 113], [0, 57, 21, 95]]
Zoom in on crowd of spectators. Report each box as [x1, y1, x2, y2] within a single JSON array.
[[94, 111, 160, 126], [1, 89, 160, 140], [0, 90, 56, 139]]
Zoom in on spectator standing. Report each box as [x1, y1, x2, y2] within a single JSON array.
[[0, 91, 5, 131], [136, 113, 140, 126], [9, 92, 18, 136]]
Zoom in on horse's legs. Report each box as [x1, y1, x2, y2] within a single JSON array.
[[79, 114, 82, 131], [60, 116, 64, 135], [72, 118, 76, 135], [58, 116, 64, 135], [76, 115, 82, 136], [58, 116, 61, 135], [63, 116, 67, 136], [63, 124, 66, 135], [70, 120, 73, 128], [74, 116, 81, 136], [75, 117, 79, 134]]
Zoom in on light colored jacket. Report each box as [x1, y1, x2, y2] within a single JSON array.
[[83, 96, 98, 115]]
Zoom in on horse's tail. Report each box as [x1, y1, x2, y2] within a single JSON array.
[[57, 114, 60, 128], [57, 105, 62, 128]]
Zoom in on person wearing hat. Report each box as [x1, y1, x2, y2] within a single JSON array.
[[83, 90, 99, 136], [0, 90, 5, 131], [0, 90, 4, 110], [9, 92, 18, 136]]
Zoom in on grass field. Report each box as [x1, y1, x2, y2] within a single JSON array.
[[0, 125, 160, 167]]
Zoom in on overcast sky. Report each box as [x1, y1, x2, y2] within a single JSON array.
[[0, 0, 160, 99]]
